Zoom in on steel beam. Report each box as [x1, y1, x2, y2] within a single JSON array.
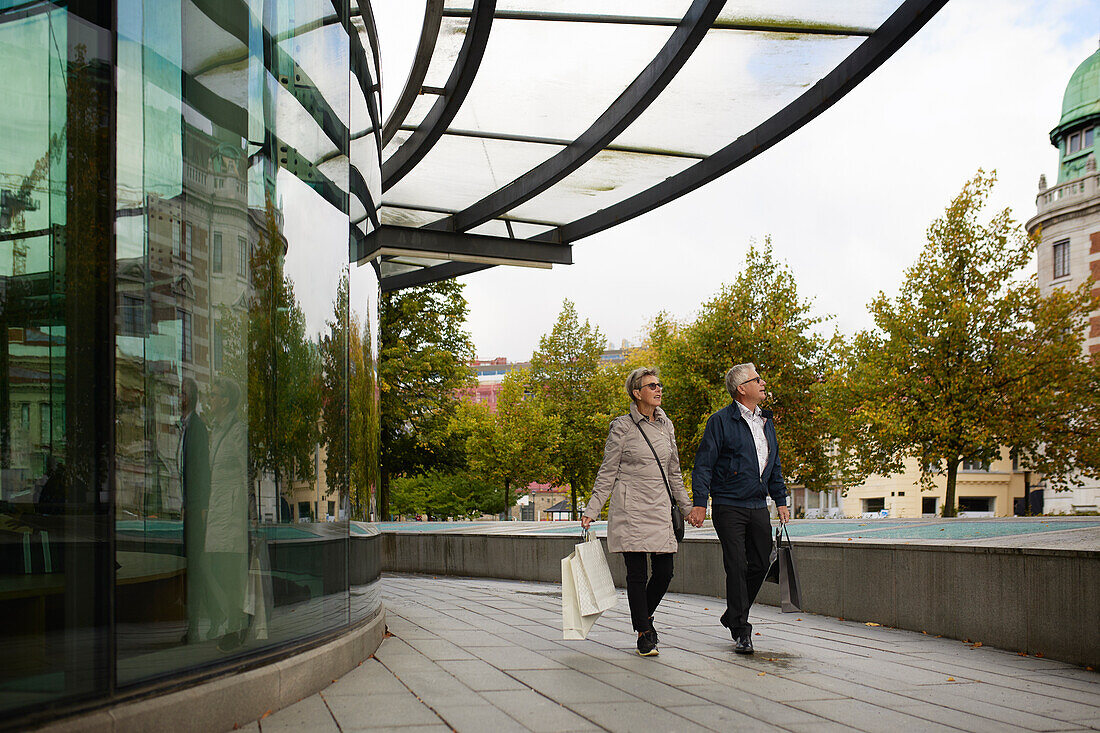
[[381, 0, 496, 191], [355, 225, 571, 266], [400, 125, 708, 159], [380, 261, 492, 292], [432, 0, 724, 234], [381, 0, 444, 147], [535, 0, 948, 245]]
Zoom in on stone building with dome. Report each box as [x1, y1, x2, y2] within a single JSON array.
[[1026, 42, 1100, 514]]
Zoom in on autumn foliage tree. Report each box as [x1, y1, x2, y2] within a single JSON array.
[[649, 242, 838, 492], [838, 172, 1100, 516]]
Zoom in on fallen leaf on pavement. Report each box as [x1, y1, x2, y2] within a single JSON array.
[[947, 677, 955, 682], [866, 622, 881, 627]]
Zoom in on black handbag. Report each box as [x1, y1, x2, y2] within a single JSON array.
[[634, 420, 685, 542]]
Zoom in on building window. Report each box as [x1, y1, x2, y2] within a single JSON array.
[[172, 220, 180, 258], [922, 497, 937, 516], [327, 500, 335, 517], [20, 403, 29, 429], [960, 458, 989, 472], [39, 402, 50, 444], [119, 294, 145, 337], [238, 236, 248, 277], [1069, 132, 1081, 154], [212, 326, 223, 371], [1086, 128, 1095, 148], [178, 309, 192, 363], [863, 497, 885, 514], [959, 496, 993, 514], [297, 501, 312, 521], [1053, 240, 1069, 279], [212, 232, 222, 273], [183, 222, 193, 261]]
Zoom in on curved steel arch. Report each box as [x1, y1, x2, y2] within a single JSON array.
[[432, 0, 724, 235], [381, 0, 496, 191], [381, 0, 444, 147], [535, 0, 948, 245]]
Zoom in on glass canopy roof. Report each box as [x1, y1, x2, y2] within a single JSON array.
[[364, 0, 947, 290]]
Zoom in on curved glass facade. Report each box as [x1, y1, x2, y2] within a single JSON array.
[[0, 0, 381, 722]]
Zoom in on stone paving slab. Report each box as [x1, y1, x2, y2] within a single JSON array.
[[252, 574, 1100, 733]]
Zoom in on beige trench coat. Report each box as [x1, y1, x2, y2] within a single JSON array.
[[582, 404, 692, 554]]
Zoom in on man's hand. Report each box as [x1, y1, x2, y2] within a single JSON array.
[[688, 507, 706, 528], [777, 505, 790, 525], [581, 515, 592, 530]]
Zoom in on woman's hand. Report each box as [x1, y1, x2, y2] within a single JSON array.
[[581, 515, 592, 530]]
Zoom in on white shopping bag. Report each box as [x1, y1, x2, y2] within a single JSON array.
[[562, 532, 618, 640]]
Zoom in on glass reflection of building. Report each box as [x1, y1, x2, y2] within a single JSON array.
[[0, 0, 382, 724]]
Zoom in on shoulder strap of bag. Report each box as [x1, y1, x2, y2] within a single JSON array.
[[634, 419, 676, 508]]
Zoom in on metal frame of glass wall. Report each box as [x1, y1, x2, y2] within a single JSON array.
[[0, 0, 382, 728]]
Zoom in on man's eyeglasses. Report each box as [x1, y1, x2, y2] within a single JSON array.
[[639, 382, 663, 391], [739, 376, 764, 386]]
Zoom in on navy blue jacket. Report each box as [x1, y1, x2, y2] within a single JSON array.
[[691, 403, 788, 509]]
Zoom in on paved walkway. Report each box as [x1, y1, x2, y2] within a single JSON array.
[[250, 574, 1100, 733]]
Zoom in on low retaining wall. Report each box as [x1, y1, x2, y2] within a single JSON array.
[[381, 532, 1099, 668]]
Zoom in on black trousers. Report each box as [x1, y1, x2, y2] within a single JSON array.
[[621, 552, 674, 632], [712, 504, 772, 637]]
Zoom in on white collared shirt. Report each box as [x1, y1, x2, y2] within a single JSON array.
[[736, 401, 769, 477]]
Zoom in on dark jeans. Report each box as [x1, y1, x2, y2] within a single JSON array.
[[621, 552, 674, 632], [712, 504, 771, 637]]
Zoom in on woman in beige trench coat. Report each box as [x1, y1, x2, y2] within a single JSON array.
[[581, 367, 695, 656]]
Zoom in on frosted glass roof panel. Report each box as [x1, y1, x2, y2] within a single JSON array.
[[716, 0, 900, 32], [616, 29, 863, 157], [380, 206, 449, 228], [383, 135, 563, 212], [466, 220, 510, 237], [507, 221, 555, 238], [450, 19, 673, 141], [424, 17, 471, 88], [443, 0, 693, 17], [270, 70, 338, 163], [508, 150, 695, 224], [182, 1, 246, 76]]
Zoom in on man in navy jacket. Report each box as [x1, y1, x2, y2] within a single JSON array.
[[689, 363, 789, 654]]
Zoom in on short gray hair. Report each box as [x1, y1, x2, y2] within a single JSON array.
[[625, 367, 659, 402], [213, 376, 242, 414], [724, 363, 756, 399]]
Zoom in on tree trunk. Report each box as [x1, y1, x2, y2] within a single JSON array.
[[570, 477, 578, 520], [380, 467, 391, 521], [943, 459, 959, 517], [503, 476, 511, 519]]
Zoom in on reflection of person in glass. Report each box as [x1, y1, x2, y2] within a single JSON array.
[[204, 377, 250, 652], [179, 377, 210, 642]]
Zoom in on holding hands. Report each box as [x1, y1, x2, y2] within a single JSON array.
[[687, 506, 706, 528]]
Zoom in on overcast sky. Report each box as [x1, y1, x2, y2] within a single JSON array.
[[372, 0, 1098, 361]]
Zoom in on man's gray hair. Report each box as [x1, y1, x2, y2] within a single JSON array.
[[213, 376, 242, 414], [724, 363, 756, 399], [625, 367, 659, 402]]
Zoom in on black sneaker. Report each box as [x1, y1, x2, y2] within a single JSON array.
[[636, 629, 659, 657], [734, 635, 754, 655], [648, 616, 659, 645]]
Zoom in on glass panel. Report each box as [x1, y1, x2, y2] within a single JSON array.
[[442, 0, 694, 17], [0, 1, 110, 716], [615, 29, 863, 157], [384, 135, 562, 213], [717, 0, 901, 32], [466, 220, 509, 237], [451, 19, 673, 141], [423, 17, 469, 89], [113, 0, 359, 687], [506, 220, 555, 238], [507, 149, 695, 224], [379, 206, 448, 228]]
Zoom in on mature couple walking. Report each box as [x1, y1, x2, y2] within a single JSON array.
[[580, 363, 789, 657]]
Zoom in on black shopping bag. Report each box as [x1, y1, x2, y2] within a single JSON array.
[[775, 524, 801, 612], [764, 527, 780, 584]]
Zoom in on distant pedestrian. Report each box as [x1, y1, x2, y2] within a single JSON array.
[[689, 363, 789, 655], [581, 367, 696, 657]]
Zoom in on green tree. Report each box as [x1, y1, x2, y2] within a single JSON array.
[[649, 241, 837, 492], [461, 369, 561, 514], [379, 280, 474, 519], [530, 300, 629, 517], [349, 310, 380, 519], [319, 274, 349, 506], [839, 172, 1100, 516], [390, 470, 503, 519]]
